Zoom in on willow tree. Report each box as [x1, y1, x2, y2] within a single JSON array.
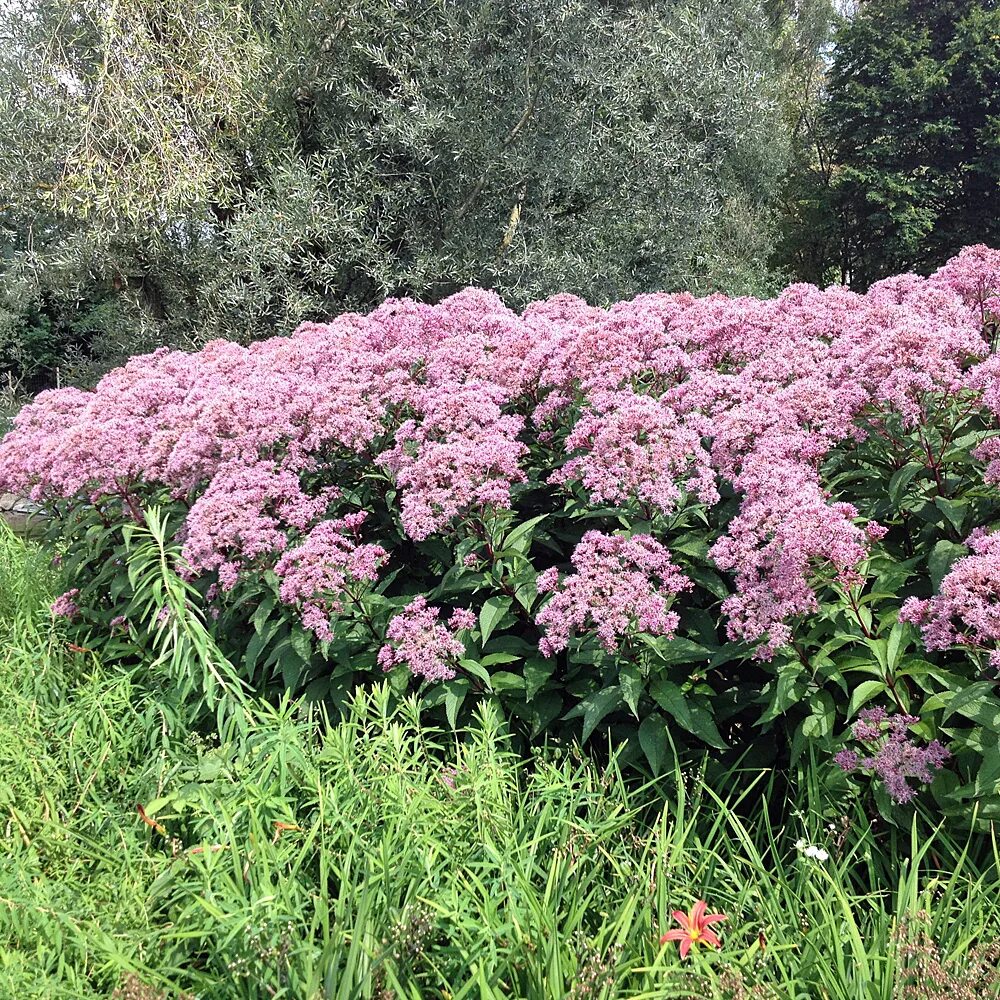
[[1, 0, 792, 383]]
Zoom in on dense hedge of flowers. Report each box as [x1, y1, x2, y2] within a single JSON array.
[[4, 246, 1000, 816]]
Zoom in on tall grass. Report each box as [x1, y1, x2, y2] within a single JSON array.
[[2, 522, 999, 999]]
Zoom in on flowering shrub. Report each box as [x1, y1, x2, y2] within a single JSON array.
[[5, 247, 1000, 816]]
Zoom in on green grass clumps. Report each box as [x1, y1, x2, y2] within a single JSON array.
[[2, 523, 1000, 999]]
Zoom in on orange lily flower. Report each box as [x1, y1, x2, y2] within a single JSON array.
[[659, 900, 726, 959]]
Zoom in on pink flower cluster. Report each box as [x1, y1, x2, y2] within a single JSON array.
[[834, 707, 950, 804], [377, 597, 474, 681], [550, 389, 717, 515], [536, 532, 692, 656], [274, 513, 388, 642], [51, 588, 80, 619], [376, 381, 526, 540], [710, 434, 867, 659], [3, 246, 1000, 659], [901, 528, 1000, 669]]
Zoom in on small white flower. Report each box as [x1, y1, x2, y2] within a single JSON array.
[[795, 839, 829, 862]]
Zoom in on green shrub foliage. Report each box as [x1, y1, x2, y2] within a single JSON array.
[[0, 0, 791, 383]]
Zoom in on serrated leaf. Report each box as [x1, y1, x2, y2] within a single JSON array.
[[513, 578, 537, 612], [281, 656, 303, 691], [686, 699, 727, 749], [650, 678, 693, 729], [671, 534, 710, 560]]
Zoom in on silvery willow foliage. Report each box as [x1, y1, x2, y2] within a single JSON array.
[[0, 0, 790, 387], [7, 247, 1000, 817]]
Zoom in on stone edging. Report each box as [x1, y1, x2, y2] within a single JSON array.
[[0, 492, 49, 536]]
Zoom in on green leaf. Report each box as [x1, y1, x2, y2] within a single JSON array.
[[280, 654, 303, 691], [928, 539, 967, 590], [934, 496, 967, 535], [975, 749, 1000, 797], [638, 715, 669, 774], [304, 676, 330, 703], [800, 690, 835, 740], [523, 657, 556, 701], [847, 679, 887, 718], [650, 678, 693, 729], [289, 626, 313, 663], [642, 636, 711, 665], [580, 686, 623, 743], [525, 691, 563, 738], [888, 462, 924, 505], [944, 682, 1000, 732], [758, 662, 806, 725], [252, 595, 276, 634], [885, 621, 909, 672], [458, 658, 492, 687], [479, 652, 521, 667], [479, 596, 512, 645], [513, 578, 537, 612], [684, 565, 730, 600], [442, 679, 470, 729], [503, 514, 547, 555], [484, 634, 539, 657], [620, 662, 644, 718], [671, 534, 710, 560], [490, 671, 525, 693], [649, 679, 725, 747], [684, 699, 727, 749]]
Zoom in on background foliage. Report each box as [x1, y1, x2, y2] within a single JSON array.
[[0, 0, 797, 388], [774, 0, 1000, 287]]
